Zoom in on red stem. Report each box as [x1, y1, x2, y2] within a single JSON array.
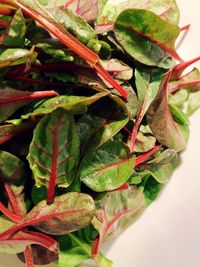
[[169, 79, 200, 93], [0, 18, 9, 27], [0, 201, 22, 223], [129, 109, 145, 153], [4, 182, 21, 216], [24, 245, 34, 267], [0, 6, 12, 15], [5, 0, 128, 99], [180, 24, 190, 32], [0, 90, 58, 105], [94, 63, 128, 99], [135, 145, 161, 167], [171, 56, 200, 80]]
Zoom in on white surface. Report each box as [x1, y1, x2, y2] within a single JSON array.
[[1, 1, 200, 267]]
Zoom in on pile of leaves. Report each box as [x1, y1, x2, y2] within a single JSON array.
[[0, 0, 200, 266]]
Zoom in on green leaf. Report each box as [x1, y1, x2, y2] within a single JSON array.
[[0, 47, 37, 68], [96, 0, 180, 33], [3, 9, 26, 47], [141, 176, 164, 205], [136, 149, 179, 183], [28, 108, 80, 191], [134, 131, 156, 153], [24, 193, 95, 235], [147, 72, 189, 152], [92, 187, 146, 255], [0, 150, 27, 216], [114, 9, 180, 67], [77, 113, 128, 155], [21, 93, 107, 120], [0, 87, 57, 122], [57, 226, 112, 267], [188, 91, 200, 115], [79, 141, 135, 192], [135, 67, 164, 117]]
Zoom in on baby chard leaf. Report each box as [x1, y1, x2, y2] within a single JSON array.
[[0, 87, 58, 123], [2, 8, 27, 47], [146, 72, 189, 152], [136, 149, 179, 183], [77, 113, 128, 155], [92, 186, 146, 256], [27, 108, 80, 203], [79, 140, 135, 192], [114, 9, 181, 67], [0, 193, 95, 238], [0, 150, 27, 216]]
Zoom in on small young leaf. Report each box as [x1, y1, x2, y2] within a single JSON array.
[[0, 150, 27, 216], [3, 9, 26, 47], [21, 93, 107, 120], [28, 108, 80, 202], [79, 141, 135, 192], [114, 9, 180, 67], [136, 149, 179, 183], [92, 187, 146, 255], [146, 72, 189, 152], [77, 113, 128, 155]]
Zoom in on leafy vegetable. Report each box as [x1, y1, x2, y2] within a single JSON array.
[[0, 1, 199, 266]]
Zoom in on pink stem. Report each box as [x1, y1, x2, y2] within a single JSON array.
[[180, 24, 190, 32], [0, 90, 58, 105], [135, 145, 161, 167], [0, 18, 9, 27], [170, 79, 200, 93], [171, 56, 200, 80], [0, 202, 22, 223], [24, 245, 34, 267]]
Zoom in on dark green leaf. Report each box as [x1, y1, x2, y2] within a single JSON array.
[[136, 149, 179, 183], [79, 141, 135, 192], [3, 9, 26, 47], [28, 108, 80, 190], [77, 113, 128, 155], [114, 9, 180, 67]]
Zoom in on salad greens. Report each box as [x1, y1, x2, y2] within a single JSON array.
[[0, 0, 200, 266]]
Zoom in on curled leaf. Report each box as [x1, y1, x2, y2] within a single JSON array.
[[146, 72, 189, 152]]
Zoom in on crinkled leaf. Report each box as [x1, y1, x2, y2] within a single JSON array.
[[24, 193, 95, 235], [96, 0, 180, 33], [79, 141, 135, 192], [3, 9, 26, 47], [101, 59, 133, 82], [136, 149, 179, 183], [63, 0, 99, 23], [0, 150, 27, 216], [147, 72, 189, 152], [134, 131, 156, 153], [0, 87, 57, 122], [28, 108, 80, 190], [21, 93, 107, 120], [114, 9, 180, 67], [92, 187, 146, 255], [0, 47, 37, 68], [77, 113, 128, 155]]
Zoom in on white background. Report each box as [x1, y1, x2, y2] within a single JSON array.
[[1, 1, 200, 266]]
